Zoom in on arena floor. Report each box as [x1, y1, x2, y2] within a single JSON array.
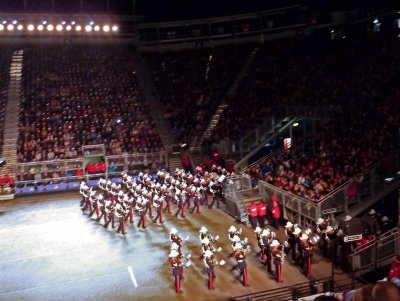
[[0, 192, 351, 301]]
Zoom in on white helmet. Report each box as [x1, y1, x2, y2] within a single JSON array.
[[270, 240, 280, 247], [254, 226, 262, 233], [170, 242, 180, 250], [169, 250, 179, 257], [285, 221, 294, 228], [201, 238, 210, 245], [300, 234, 309, 241], [203, 250, 213, 258], [261, 229, 270, 237], [199, 226, 208, 234], [231, 235, 241, 243], [170, 228, 178, 235], [317, 218, 325, 225], [228, 225, 237, 232]]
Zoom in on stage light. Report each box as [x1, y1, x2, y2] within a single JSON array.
[[103, 25, 110, 32], [17, 24, 23, 31], [2, 21, 6, 24], [61, 21, 66, 25], [112, 25, 118, 32], [75, 25, 82, 31], [293, 122, 299, 127], [37, 24, 44, 31], [94, 25, 100, 32], [0, 24, 4, 31], [85, 25, 92, 32], [47, 24, 54, 31], [71, 21, 76, 25], [12, 20, 17, 25], [7, 24, 14, 31], [56, 24, 63, 31], [89, 21, 94, 26], [27, 24, 34, 31], [66, 25, 72, 31], [42, 20, 47, 25]]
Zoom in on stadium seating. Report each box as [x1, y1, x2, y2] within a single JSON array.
[[17, 45, 164, 163], [144, 45, 252, 144], [240, 35, 400, 201]]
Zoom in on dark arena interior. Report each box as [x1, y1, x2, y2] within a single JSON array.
[[0, 1, 400, 301]]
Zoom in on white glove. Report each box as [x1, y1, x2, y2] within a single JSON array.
[[186, 254, 191, 259]]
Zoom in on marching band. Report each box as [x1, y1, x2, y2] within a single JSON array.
[[78, 168, 349, 293]]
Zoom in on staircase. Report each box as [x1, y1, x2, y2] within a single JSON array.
[[194, 47, 260, 147], [0, 50, 23, 179], [132, 49, 182, 171], [234, 116, 301, 171]]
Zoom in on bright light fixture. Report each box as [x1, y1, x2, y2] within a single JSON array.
[[293, 122, 299, 127], [27, 24, 34, 31], [112, 25, 118, 32], [7, 24, 14, 31], [85, 25, 92, 32], [47, 24, 54, 31], [0, 24, 4, 31], [103, 25, 110, 32], [66, 25, 72, 31], [37, 24, 44, 31], [56, 24, 63, 31], [75, 25, 82, 31], [94, 25, 100, 32], [17, 24, 23, 30]]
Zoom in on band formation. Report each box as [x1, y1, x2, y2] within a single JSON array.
[[77, 167, 343, 293]]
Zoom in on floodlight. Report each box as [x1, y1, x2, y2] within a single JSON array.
[[47, 24, 54, 31], [27, 24, 34, 31], [7, 24, 14, 31], [56, 24, 63, 31], [75, 25, 82, 31], [94, 25, 100, 32], [37, 24, 44, 31], [17, 24, 23, 30], [66, 25, 72, 31], [12, 20, 17, 25], [85, 25, 92, 32], [0, 24, 4, 31], [112, 25, 118, 32], [103, 25, 110, 32]]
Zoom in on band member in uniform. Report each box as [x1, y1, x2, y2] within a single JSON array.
[[272, 241, 285, 283], [124, 194, 134, 224], [228, 225, 242, 241], [203, 250, 222, 290], [104, 199, 116, 229], [89, 193, 102, 219], [136, 197, 147, 229], [300, 233, 313, 278], [285, 221, 297, 262], [153, 195, 164, 224], [169, 249, 184, 293], [170, 228, 182, 247], [190, 187, 201, 214], [115, 201, 127, 234], [254, 226, 263, 256], [174, 190, 185, 218], [232, 243, 250, 286], [259, 229, 271, 270]]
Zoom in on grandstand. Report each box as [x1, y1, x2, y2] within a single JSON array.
[[0, 1, 399, 301]]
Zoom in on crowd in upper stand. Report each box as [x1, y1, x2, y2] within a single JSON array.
[[144, 45, 252, 144], [241, 35, 399, 201], [17, 45, 164, 163]]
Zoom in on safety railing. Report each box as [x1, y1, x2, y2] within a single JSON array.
[[259, 180, 319, 227], [349, 227, 400, 277], [232, 276, 362, 301], [14, 152, 169, 195], [224, 174, 252, 220]]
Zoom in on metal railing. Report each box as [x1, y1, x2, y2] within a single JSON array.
[[349, 227, 400, 277], [14, 152, 169, 195], [232, 276, 362, 301], [224, 174, 252, 220]]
